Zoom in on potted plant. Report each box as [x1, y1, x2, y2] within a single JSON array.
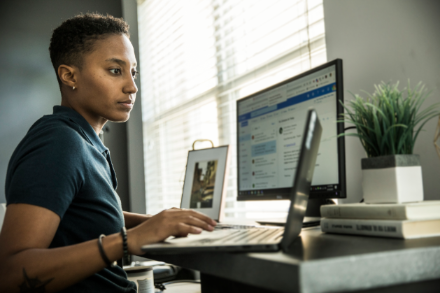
[[339, 81, 439, 203]]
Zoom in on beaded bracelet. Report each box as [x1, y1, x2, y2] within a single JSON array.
[[121, 227, 129, 265], [98, 234, 114, 267]]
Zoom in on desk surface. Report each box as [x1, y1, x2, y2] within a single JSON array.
[[144, 227, 440, 293]]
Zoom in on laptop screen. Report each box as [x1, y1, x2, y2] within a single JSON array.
[[281, 109, 322, 251]]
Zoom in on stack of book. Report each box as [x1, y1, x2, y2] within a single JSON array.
[[320, 201, 440, 239]]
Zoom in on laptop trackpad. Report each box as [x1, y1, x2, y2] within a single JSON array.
[[165, 230, 231, 244]]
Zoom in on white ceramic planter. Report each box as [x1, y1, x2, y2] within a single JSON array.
[[361, 155, 424, 204]]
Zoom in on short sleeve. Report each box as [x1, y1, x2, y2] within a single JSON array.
[[6, 123, 85, 219]]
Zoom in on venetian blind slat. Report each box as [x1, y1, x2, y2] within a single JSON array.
[[138, 0, 326, 217]]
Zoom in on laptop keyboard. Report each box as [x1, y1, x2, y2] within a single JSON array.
[[203, 227, 284, 245], [214, 223, 257, 230]]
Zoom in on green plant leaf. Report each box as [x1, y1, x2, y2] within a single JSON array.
[[338, 81, 440, 157]]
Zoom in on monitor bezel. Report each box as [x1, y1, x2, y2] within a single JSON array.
[[236, 59, 346, 201]]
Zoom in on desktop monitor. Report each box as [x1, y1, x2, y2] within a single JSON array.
[[236, 59, 346, 201]]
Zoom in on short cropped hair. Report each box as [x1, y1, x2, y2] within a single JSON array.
[[49, 13, 129, 88]]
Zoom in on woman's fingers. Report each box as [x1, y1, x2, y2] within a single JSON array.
[[161, 209, 216, 230], [174, 223, 203, 237], [178, 215, 214, 232], [184, 210, 217, 227]]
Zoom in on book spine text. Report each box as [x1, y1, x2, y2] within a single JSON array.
[[321, 218, 404, 238]]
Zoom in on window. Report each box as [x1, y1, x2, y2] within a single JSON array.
[[137, 0, 326, 218]]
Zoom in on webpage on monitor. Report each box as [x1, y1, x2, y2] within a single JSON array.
[[237, 65, 339, 193]]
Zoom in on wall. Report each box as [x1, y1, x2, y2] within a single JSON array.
[[122, 0, 146, 214], [324, 0, 440, 202], [0, 0, 132, 210]]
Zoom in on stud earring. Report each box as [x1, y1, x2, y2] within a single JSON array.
[[73, 86, 75, 90]]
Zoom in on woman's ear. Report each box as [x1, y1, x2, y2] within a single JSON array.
[[58, 65, 77, 89]]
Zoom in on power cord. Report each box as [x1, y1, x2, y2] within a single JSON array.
[[154, 283, 166, 291], [155, 280, 201, 291]]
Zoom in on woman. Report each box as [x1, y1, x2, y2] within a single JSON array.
[[0, 13, 216, 292]]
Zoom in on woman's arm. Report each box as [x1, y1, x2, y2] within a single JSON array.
[[123, 211, 152, 229], [0, 204, 216, 292], [0, 204, 124, 293]]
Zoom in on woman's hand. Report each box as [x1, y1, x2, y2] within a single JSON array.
[[126, 208, 216, 255]]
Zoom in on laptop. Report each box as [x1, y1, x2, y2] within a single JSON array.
[[142, 109, 322, 254], [178, 145, 259, 229]]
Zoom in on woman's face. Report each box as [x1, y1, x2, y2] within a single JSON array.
[[68, 34, 138, 130]]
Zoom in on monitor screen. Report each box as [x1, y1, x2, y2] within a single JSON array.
[[236, 59, 346, 200]]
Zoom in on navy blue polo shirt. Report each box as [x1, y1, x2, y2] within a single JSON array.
[[5, 106, 136, 292]]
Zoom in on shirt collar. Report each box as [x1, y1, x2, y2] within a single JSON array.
[[53, 106, 108, 154]]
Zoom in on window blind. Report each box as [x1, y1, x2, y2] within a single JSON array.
[[137, 0, 327, 218]]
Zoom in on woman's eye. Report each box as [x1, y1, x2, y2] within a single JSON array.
[[110, 68, 122, 75], [132, 70, 139, 79]]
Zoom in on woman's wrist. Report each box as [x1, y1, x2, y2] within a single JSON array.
[[98, 235, 114, 267], [101, 233, 124, 263], [126, 228, 142, 255]]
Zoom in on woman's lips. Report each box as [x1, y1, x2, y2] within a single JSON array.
[[118, 102, 133, 109]]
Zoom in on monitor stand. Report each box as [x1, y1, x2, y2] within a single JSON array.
[[256, 198, 336, 227]]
